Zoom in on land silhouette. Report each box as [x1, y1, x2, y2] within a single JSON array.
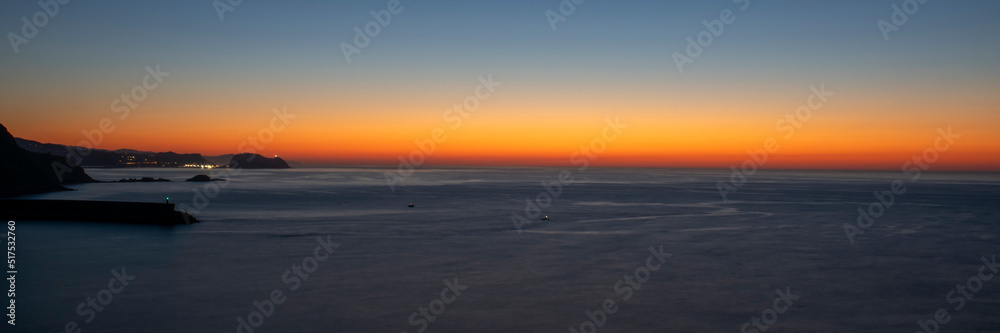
[[0, 123, 294, 224], [15, 137, 292, 169], [0, 123, 94, 197]]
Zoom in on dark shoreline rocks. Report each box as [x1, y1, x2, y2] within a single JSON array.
[[186, 174, 226, 182], [1, 123, 96, 197]]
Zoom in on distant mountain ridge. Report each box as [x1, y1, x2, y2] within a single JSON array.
[[15, 138, 293, 169], [16, 138, 209, 167]]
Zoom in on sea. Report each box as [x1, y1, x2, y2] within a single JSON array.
[[9, 167, 1000, 332]]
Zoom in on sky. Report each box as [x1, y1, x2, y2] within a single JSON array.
[[1, 0, 998, 171]]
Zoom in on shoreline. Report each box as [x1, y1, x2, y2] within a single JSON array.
[[0, 199, 198, 225]]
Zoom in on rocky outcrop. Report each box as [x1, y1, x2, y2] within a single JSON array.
[[186, 174, 225, 182], [29, 152, 96, 184], [0, 123, 78, 197]]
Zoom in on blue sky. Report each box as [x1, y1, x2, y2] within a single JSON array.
[[3, 0, 998, 85], [1, 0, 999, 169]]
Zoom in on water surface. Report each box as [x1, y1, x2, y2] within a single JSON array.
[[13, 168, 1000, 332]]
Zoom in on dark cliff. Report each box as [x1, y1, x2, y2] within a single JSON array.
[[0, 123, 94, 197]]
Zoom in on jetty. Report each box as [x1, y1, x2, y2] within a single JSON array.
[[0, 199, 198, 225]]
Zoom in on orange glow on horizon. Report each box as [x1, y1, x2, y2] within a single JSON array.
[[4, 78, 999, 172]]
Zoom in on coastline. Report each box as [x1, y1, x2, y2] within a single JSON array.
[[0, 199, 198, 225]]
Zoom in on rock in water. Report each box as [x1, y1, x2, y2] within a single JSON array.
[[186, 174, 226, 182]]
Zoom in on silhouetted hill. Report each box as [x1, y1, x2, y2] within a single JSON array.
[[16, 138, 211, 167], [29, 152, 96, 184], [228, 153, 291, 169], [141, 152, 211, 167], [15, 138, 293, 170], [114, 148, 155, 155], [14, 138, 84, 155], [204, 154, 234, 166], [1, 123, 94, 197]]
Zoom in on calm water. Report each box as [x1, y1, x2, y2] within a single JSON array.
[[11, 168, 1000, 332]]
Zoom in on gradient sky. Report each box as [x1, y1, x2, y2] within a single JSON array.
[[1, 0, 998, 170]]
